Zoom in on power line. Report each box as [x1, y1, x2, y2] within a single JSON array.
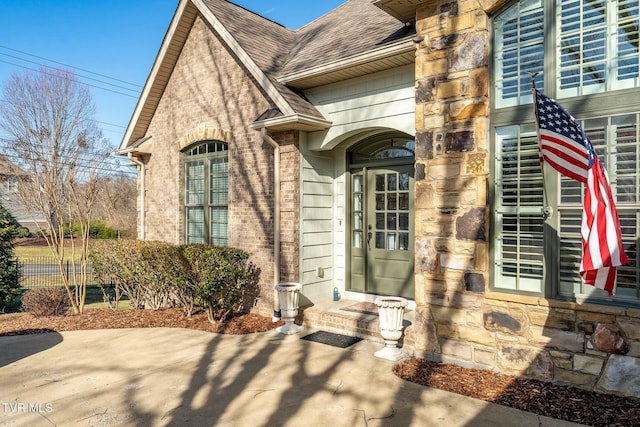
[[0, 152, 138, 177], [0, 99, 129, 132], [0, 52, 140, 94], [0, 59, 139, 99], [0, 44, 143, 89], [0, 140, 137, 176]]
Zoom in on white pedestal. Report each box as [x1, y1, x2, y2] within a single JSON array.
[[374, 296, 408, 361], [275, 282, 303, 335]]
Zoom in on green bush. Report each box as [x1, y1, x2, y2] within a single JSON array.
[[90, 239, 146, 310], [90, 241, 261, 322], [138, 242, 190, 310], [21, 287, 70, 316], [184, 245, 260, 323], [0, 204, 21, 311], [67, 221, 118, 239]]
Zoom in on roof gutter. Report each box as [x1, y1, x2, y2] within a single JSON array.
[[260, 128, 282, 321]]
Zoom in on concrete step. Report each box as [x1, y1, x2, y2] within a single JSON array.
[[298, 299, 414, 347]]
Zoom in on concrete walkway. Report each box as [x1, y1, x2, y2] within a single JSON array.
[[0, 328, 583, 427]]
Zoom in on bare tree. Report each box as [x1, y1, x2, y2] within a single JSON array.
[[93, 173, 137, 238], [0, 67, 112, 314]]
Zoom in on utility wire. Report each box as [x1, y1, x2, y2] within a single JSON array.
[[0, 140, 137, 175], [0, 51, 140, 93], [0, 152, 138, 177], [0, 59, 139, 99], [0, 99, 128, 131], [0, 44, 143, 89]]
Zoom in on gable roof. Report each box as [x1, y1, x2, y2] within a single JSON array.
[[120, 0, 415, 150], [0, 155, 27, 177]]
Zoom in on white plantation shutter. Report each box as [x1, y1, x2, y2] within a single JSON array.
[[558, 0, 640, 97], [494, 0, 544, 108], [557, 115, 640, 299], [209, 157, 229, 246], [494, 126, 545, 292]]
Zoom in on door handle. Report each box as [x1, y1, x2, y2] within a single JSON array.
[[367, 225, 372, 250]]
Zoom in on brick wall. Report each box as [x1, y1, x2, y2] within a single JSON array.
[[411, 0, 640, 398], [272, 130, 300, 283], [139, 16, 279, 315]]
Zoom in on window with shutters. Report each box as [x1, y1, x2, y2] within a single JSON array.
[[183, 141, 228, 246], [492, 0, 640, 302]]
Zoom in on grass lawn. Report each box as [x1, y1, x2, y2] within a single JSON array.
[[14, 245, 83, 261]]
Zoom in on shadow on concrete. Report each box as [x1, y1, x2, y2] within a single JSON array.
[[0, 330, 62, 368]]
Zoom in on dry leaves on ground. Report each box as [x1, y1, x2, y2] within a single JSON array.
[[1, 308, 639, 426], [394, 357, 640, 427], [0, 308, 281, 336]]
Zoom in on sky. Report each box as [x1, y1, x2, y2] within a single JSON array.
[[0, 0, 346, 171]]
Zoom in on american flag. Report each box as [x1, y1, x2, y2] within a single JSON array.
[[534, 89, 628, 295]]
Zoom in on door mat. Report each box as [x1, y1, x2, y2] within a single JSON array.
[[301, 331, 363, 348], [340, 302, 378, 315]]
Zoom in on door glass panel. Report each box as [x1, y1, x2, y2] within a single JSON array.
[[371, 170, 412, 252], [354, 212, 362, 229], [352, 174, 364, 249], [399, 233, 409, 251], [387, 193, 397, 210], [353, 231, 363, 249], [399, 213, 409, 230], [399, 172, 409, 190], [387, 213, 397, 230], [354, 193, 362, 211], [387, 233, 397, 250], [399, 193, 409, 210], [353, 175, 363, 192], [387, 174, 397, 191]]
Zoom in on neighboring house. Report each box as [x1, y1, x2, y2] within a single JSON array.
[[119, 0, 640, 398], [0, 155, 46, 232]]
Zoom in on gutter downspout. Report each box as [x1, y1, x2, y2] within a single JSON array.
[[260, 128, 281, 321], [128, 153, 146, 240]]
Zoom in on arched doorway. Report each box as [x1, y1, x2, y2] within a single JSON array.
[[347, 132, 415, 299]]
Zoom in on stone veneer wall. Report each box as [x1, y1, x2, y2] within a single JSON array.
[[138, 16, 281, 316], [409, 0, 640, 398]]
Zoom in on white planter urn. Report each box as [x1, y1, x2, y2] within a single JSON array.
[[374, 296, 408, 361], [275, 282, 304, 335]]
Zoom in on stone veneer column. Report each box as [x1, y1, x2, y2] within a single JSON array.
[[410, 0, 491, 356]]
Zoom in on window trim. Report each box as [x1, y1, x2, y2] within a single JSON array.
[[182, 141, 229, 246], [490, 0, 640, 304]]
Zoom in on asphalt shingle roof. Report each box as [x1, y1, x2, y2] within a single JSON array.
[[200, 0, 412, 119]]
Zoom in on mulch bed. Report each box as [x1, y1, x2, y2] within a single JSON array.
[[394, 358, 640, 427], [0, 308, 282, 336]]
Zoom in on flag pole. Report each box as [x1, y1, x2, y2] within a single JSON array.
[[530, 73, 551, 220]]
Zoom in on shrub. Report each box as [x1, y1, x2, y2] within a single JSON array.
[[90, 239, 146, 310], [21, 287, 70, 316], [67, 221, 119, 239], [138, 242, 190, 310], [90, 240, 261, 320], [184, 245, 260, 323], [0, 204, 21, 311], [90, 222, 118, 239]]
